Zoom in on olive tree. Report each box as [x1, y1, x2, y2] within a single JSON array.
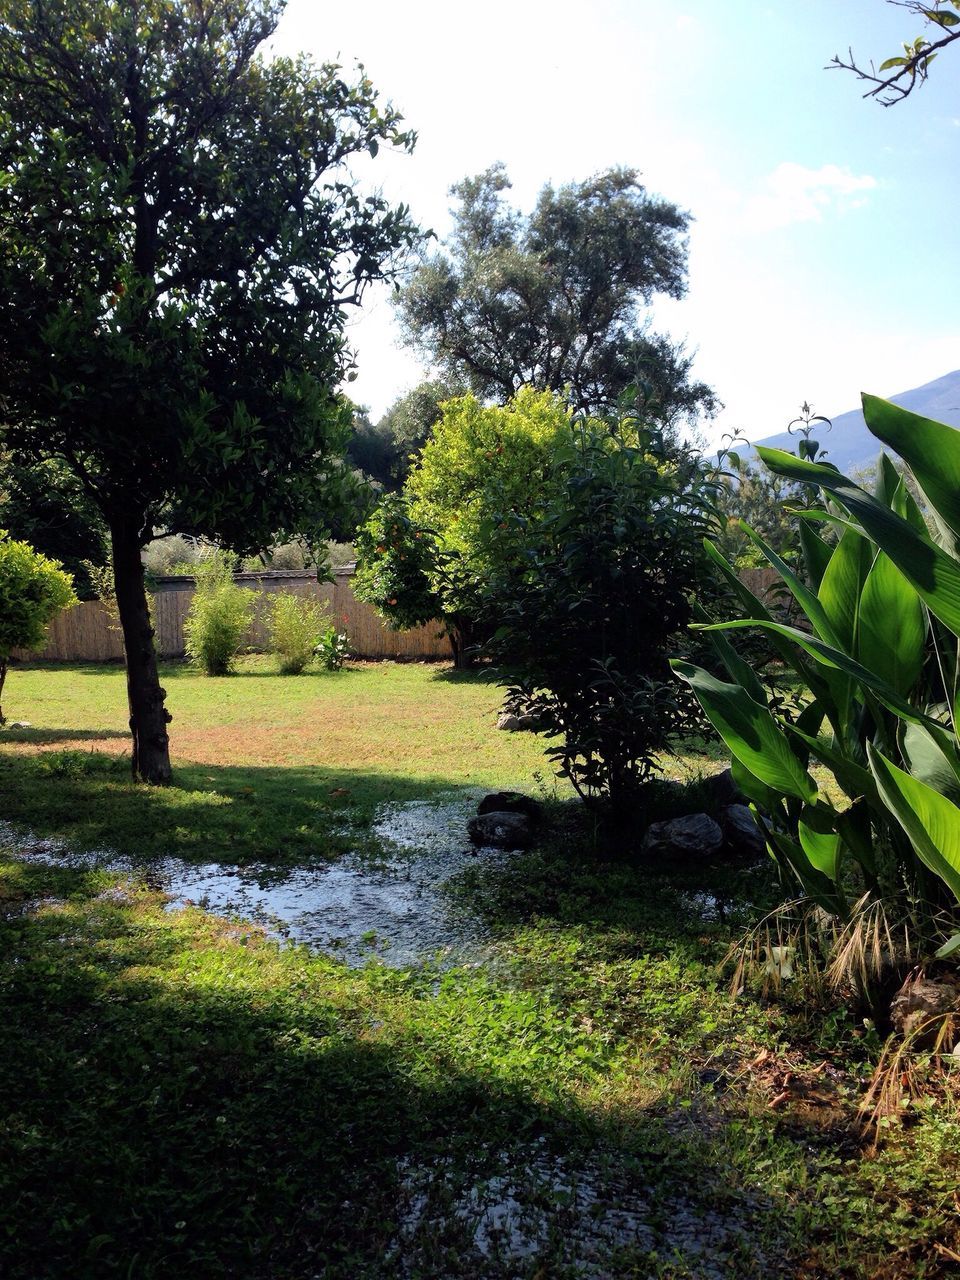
[[0, 0, 419, 782], [396, 165, 715, 420]]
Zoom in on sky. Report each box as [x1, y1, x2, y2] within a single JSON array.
[[271, 0, 960, 445]]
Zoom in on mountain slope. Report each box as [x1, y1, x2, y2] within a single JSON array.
[[744, 368, 960, 476]]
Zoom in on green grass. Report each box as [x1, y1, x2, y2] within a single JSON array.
[[0, 660, 957, 1277]]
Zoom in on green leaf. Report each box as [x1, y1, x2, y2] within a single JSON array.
[[787, 725, 879, 805], [862, 395, 960, 546], [697, 617, 932, 726], [818, 528, 872, 654], [757, 446, 960, 639], [672, 661, 817, 803], [798, 804, 843, 884], [868, 743, 960, 903], [879, 56, 908, 69], [741, 522, 838, 644], [899, 721, 960, 807], [857, 552, 926, 695], [799, 520, 833, 590], [936, 933, 960, 959]]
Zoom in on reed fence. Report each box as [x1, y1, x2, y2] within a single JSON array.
[[13, 569, 451, 663]]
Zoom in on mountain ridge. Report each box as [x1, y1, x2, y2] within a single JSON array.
[[741, 368, 960, 475]]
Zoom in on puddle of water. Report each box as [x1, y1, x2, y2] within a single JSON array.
[[392, 1135, 784, 1278], [0, 794, 509, 967]]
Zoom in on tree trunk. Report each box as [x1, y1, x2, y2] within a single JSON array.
[[447, 620, 476, 670], [0, 659, 7, 726], [110, 519, 172, 784]]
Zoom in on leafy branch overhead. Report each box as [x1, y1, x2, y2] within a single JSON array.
[[831, 0, 960, 104]]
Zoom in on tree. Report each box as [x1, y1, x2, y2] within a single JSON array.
[[376, 377, 466, 484], [0, 532, 77, 725], [0, 0, 419, 782], [396, 165, 716, 420], [831, 0, 960, 104], [0, 455, 109, 598], [353, 389, 579, 666]]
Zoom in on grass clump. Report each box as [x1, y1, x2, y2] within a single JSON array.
[[183, 553, 255, 675], [266, 592, 330, 675]]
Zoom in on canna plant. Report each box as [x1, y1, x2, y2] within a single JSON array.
[[674, 395, 960, 960]]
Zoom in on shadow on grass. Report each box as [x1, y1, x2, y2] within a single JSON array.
[[0, 749, 478, 865], [0, 726, 129, 746], [0, 873, 810, 1280]]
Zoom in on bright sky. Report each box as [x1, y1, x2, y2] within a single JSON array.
[[272, 0, 960, 445]]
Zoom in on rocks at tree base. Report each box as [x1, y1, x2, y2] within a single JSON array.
[[718, 804, 767, 859], [890, 973, 960, 1044], [477, 792, 543, 822], [467, 811, 535, 850], [641, 814, 724, 860], [496, 710, 542, 732]]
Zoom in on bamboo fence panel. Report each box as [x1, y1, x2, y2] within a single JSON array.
[[17, 570, 451, 663]]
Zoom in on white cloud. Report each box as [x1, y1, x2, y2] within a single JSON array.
[[743, 163, 878, 231]]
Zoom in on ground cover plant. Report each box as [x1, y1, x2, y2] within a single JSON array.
[[1, 661, 958, 1277]]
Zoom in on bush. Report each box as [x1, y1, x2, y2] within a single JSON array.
[[315, 623, 350, 672], [0, 530, 77, 723], [487, 410, 718, 814], [183, 553, 255, 676], [267, 593, 330, 675], [354, 389, 580, 666]]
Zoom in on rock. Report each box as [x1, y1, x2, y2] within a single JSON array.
[[719, 804, 767, 859], [496, 711, 542, 732], [641, 813, 724, 860], [467, 811, 534, 850], [890, 974, 960, 1043], [700, 768, 743, 809], [477, 792, 542, 822], [496, 712, 522, 731]]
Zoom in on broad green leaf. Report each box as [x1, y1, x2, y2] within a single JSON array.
[[799, 520, 833, 590], [858, 552, 926, 695], [900, 721, 960, 807], [741, 522, 838, 644], [836, 799, 877, 879], [868, 744, 960, 903], [672, 661, 817, 803], [787, 725, 879, 805], [765, 827, 846, 914], [862, 395, 960, 545], [701, 539, 837, 715], [691, 602, 766, 704], [729, 755, 787, 816], [798, 804, 843, 883], [818, 528, 872, 654], [756, 447, 960, 639], [697, 618, 933, 726], [936, 933, 960, 959]]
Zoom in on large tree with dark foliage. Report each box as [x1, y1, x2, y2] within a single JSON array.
[[0, 0, 419, 782], [396, 164, 715, 420]]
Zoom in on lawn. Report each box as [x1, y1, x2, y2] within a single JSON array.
[[1, 660, 957, 1278]]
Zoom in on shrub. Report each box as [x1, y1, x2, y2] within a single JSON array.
[[354, 389, 580, 666], [267, 593, 330, 675], [314, 623, 350, 671], [0, 530, 77, 722], [183, 553, 255, 676], [487, 409, 718, 814]]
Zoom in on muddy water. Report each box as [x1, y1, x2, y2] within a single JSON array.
[[0, 793, 510, 966]]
